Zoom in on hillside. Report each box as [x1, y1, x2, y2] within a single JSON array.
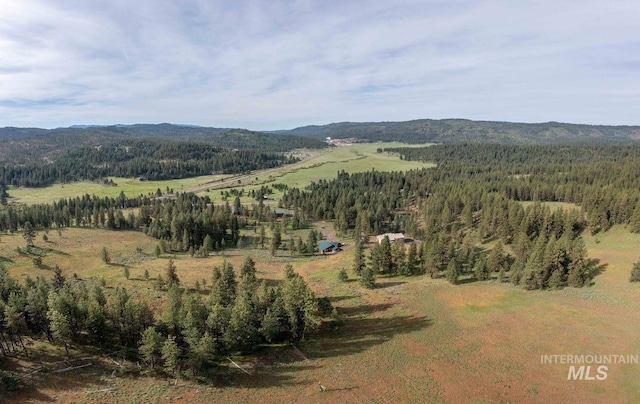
[[0, 124, 327, 165], [276, 119, 640, 144]]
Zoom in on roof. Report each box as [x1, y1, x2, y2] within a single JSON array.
[[317, 241, 341, 251], [376, 233, 405, 243]]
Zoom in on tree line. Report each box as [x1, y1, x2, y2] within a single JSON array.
[[0, 257, 326, 377], [1, 140, 298, 187]]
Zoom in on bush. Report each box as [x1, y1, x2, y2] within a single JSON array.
[[630, 261, 640, 282], [0, 370, 22, 393], [338, 268, 349, 282]]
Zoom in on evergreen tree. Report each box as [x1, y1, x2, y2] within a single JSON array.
[[352, 238, 366, 276], [404, 242, 419, 276], [139, 326, 163, 368], [161, 335, 180, 375], [165, 259, 180, 287], [359, 267, 376, 289], [22, 222, 36, 247], [378, 236, 393, 274], [101, 247, 111, 265], [445, 258, 460, 285], [240, 257, 257, 285], [474, 256, 490, 281]]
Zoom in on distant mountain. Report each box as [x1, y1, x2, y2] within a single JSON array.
[[4, 119, 640, 166], [275, 119, 640, 144], [0, 124, 327, 165]]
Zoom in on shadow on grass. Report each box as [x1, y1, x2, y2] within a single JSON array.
[[585, 258, 608, 286], [328, 295, 359, 303], [338, 303, 393, 317], [375, 281, 407, 289], [224, 302, 433, 390], [456, 276, 479, 285], [2, 347, 125, 403]]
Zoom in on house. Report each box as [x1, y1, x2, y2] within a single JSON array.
[[317, 241, 342, 254], [376, 233, 405, 244], [273, 209, 292, 219]]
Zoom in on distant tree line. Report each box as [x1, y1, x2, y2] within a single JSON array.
[[1, 140, 298, 187]]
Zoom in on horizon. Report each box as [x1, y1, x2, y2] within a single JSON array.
[[4, 117, 640, 132]]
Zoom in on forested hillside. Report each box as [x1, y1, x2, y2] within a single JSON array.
[[0, 140, 299, 187], [277, 119, 640, 144], [0, 124, 327, 165]]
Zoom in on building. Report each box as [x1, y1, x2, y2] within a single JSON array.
[[376, 233, 405, 244], [272, 208, 292, 219], [317, 241, 342, 254]]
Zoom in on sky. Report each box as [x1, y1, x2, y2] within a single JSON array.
[[0, 0, 639, 129]]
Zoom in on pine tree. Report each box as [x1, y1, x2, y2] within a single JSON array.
[[22, 222, 36, 247], [487, 241, 505, 272], [139, 326, 163, 368], [378, 236, 393, 274], [474, 256, 490, 281], [240, 257, 257, 285], [359, 267, 376, 289], [404, 243, 419, 276], [225, 288, 259, 353], [161, 335, 180, 375], [101, 246, 111, 265], [165, 259, 180, 286], [270, 224, 282, 256], [203, 234, 213, 256], [352, 238, 366, 276], [445, 258, 460, 285], [338, 268, 349, 282]]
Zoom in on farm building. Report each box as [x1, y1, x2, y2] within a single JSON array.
[[376, 233, 405, 244], [272, 208, 292, 218], [317, 241, 342, 254]]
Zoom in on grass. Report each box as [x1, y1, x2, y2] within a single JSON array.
[[519, 201, 580, 211], [8, 174, 232, 205], [8, 143, 434, 206]]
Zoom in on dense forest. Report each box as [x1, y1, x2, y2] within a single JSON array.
[[1, 140, 300, 187], [277, 119, 640, 144], [0, 124, 327, 166]]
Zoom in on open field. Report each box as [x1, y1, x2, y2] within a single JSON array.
[[519, 201, 581, 211], [7, 143, 434, 206], [7, 174, 233, 205], [2, 222, 639, 403]]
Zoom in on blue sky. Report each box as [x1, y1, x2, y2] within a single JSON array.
[[1, 0, 639, 129]]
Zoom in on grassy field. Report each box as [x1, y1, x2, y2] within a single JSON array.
[[7, 143, 434, 206], [7, 174, 233, 205], [2, 223, 639, 403]]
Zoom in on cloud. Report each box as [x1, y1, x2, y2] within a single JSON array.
[[0, 0, 639, 128]]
